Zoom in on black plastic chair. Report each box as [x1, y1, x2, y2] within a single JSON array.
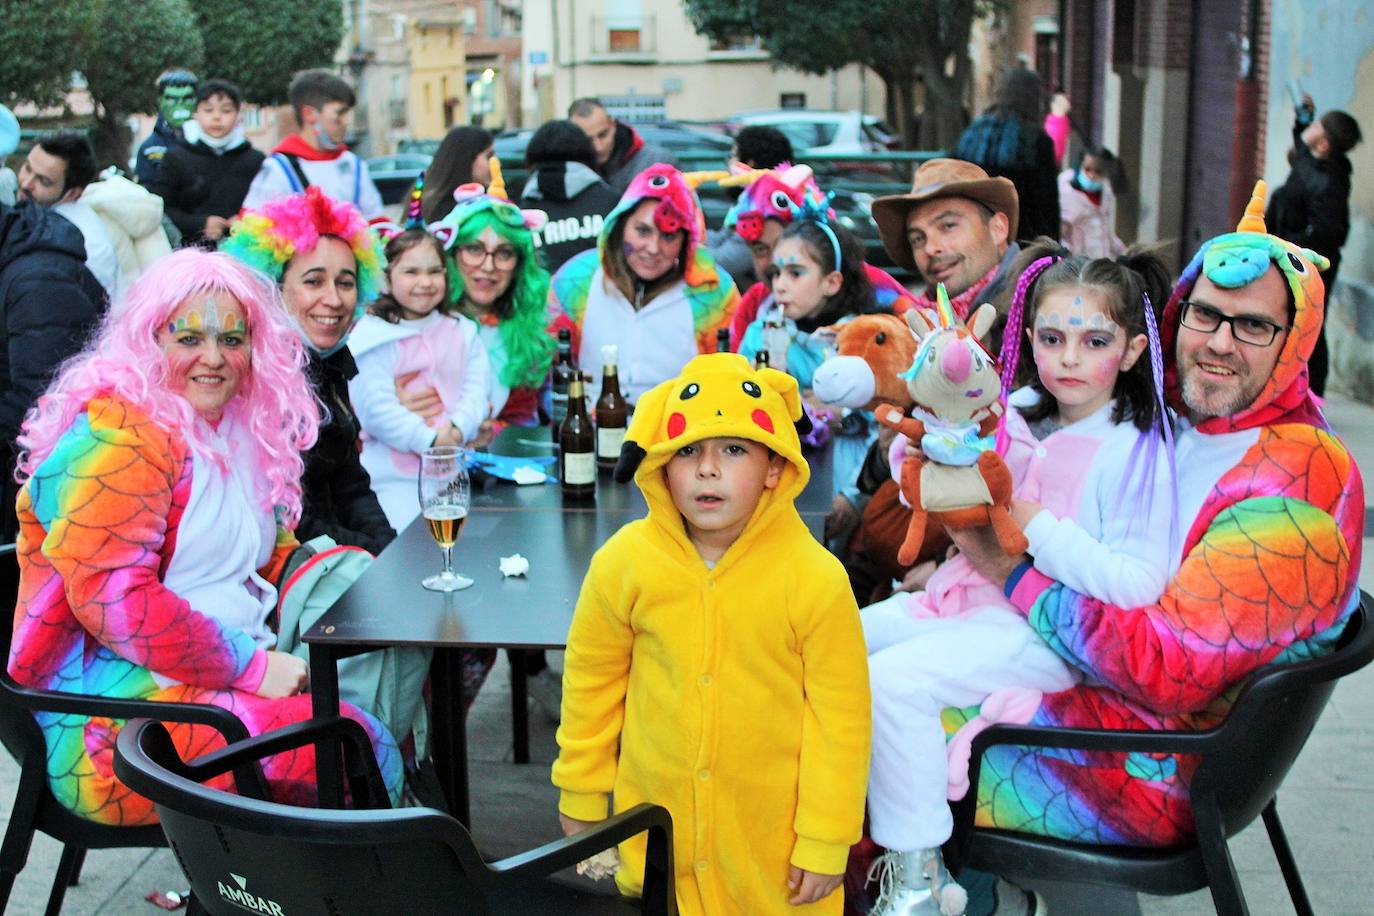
[[0, 543, 257, 914], [114, 715, 678, 915], [945, 590, 1374, 916]]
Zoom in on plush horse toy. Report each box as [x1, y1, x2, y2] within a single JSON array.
[[876, 286, 1027, 565], [812, 313, 952, 579]]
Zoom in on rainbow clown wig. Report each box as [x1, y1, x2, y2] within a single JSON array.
[[221, 185, 386, 326], [16, 248, 320, 525], [434, 158, 555, 390]]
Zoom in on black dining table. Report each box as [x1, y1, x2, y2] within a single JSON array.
[[305, 431, 836, 824]]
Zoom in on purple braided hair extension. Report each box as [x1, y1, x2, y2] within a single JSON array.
[[995, 255, 1058, 454], [1119, 290, 1181, 565]]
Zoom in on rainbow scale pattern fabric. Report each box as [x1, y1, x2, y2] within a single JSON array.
[[6, 397, 400, 824]]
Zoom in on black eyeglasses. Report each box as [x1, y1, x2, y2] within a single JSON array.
[[1179, 301, 1288, 347]]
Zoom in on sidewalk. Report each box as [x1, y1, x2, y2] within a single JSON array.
[[3, 393, 1373, 915]]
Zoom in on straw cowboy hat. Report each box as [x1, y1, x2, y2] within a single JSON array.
[[871, 158, 1020, 271]]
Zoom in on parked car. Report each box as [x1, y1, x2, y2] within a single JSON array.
[[366, 153, 432, 205], [726, 109, 896, 156]]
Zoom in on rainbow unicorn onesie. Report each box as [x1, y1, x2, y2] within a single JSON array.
[[965, 183, 1364, 846], [7, 398, 402, 824], [548, 163, 738, 404]]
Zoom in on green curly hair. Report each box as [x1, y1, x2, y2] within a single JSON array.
[[450, 207, 555, 389]]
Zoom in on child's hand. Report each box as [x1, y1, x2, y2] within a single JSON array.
[[1011, 498, 1044, 528], [560, 812, 599, 837], [896, 559, 938, 593], [787, 866, 843, 906]]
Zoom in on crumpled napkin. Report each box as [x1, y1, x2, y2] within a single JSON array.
[[499, 553, 529, 577], [512, 465, 547, 485], [576, 847, 621, 881]]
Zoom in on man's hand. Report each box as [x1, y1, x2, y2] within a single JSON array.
[[945, 525, 1028, 589], [896, 559, 938, 593], [787, 866, 842, 906], [560, 812, 599, 837], [395, 372, 444, 421], [202, 215, 230, 241], [824, 494, 860, 547], [256, 651, 309, 698]]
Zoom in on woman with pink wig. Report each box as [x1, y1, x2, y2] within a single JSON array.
[[222, 186, 395, 555], [6, 248, 403, 824]]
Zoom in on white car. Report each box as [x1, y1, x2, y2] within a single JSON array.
[[727, 109, 895, 156]]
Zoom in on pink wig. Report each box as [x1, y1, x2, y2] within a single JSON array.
[[17, 248, 320, 525]]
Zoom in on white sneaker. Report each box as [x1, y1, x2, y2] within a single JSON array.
[[866, 848, 969, 916]]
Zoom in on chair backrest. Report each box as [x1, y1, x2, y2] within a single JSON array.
[[116, 718, 506, 916], [1193, 593, 1374, 836], [0, 543, 47, 767]]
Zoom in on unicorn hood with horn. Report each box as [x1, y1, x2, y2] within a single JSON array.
[[1161, 180, 1329, 434]]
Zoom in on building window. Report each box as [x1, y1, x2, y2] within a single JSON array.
[[708, 33, 762, 52], [780, 93, 806, 109], [608, 28, 641, 52]]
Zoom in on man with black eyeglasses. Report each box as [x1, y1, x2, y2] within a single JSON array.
[[938, 184, 1364, 866]]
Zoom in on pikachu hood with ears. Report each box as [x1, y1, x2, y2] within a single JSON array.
[[615, 352, 813, 552]]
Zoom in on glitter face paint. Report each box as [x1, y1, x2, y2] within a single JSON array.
[[159, 293, 252, 424], [1030, 287, 1144, 425]]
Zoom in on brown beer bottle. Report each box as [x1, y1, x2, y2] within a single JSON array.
[[560, 372, 596, 498], [595, 345, 628, 469], [550, 328, 576, 441]]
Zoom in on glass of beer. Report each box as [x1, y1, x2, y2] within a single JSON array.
[[418, 445, 473, 591]]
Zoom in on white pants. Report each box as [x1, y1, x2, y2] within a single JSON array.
[[863, 595, 1078, 850]]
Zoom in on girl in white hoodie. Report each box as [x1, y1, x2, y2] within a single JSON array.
[[349, 227, 491, 528]]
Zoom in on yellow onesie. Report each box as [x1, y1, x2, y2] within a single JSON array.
[[553, 353, 872, 914]]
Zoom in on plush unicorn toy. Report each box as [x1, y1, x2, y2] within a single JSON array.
[[876, 285, 1027, 565]]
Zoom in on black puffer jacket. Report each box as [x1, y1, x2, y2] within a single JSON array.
[[297, 346, 396, 555], [1267, 118, 1353, 285], [0, 203, 106, 538], [520, 162, 620, 273], [147, 138, 265, 245]]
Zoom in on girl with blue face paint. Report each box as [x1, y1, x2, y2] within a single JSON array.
[[1058, 147, 1127, 259]]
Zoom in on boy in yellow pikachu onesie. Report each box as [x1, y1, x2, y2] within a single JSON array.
[[553, 352, 872, 914]]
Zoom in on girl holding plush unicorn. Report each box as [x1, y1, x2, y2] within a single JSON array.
[[863, 240, 1180, 916]]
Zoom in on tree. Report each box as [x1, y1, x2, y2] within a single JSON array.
[[193, 0, 346, 106], [79, 0, 205, 167], [0, 1, 84, 109], [684, 0, 1004, 150]]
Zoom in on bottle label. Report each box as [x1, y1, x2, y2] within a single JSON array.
[[563, 451, 596, 485], [552, 393, 569, 426], [597, 426, 626, 459]]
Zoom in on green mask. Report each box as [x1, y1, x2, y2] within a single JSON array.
[[159, 85, 197, 129]]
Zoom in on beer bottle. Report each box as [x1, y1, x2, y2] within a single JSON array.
[[716, 327, 731, 353], [595, 345, 628, 469], [560, 372, 596, 498], [754, 349, 770, 370], [550, 328, 576, 441]]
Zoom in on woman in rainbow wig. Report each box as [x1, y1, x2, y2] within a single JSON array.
[[6, 248, 403, 825], [221, 186, 395, 555], [549, 162, 739, 403], [431, 160, 568, 431]]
